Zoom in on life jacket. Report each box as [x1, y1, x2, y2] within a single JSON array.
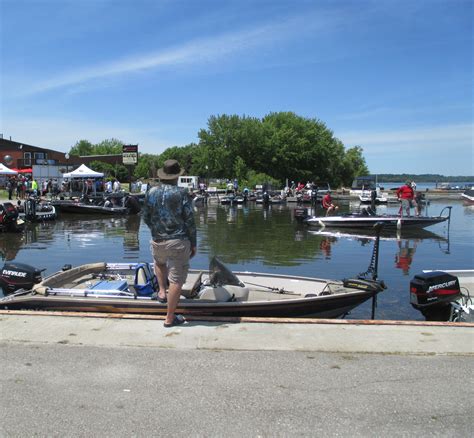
[[134, 263, 159, 296]]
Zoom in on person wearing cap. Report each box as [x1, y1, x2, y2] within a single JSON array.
[[142, 159, 197, 328], [322, 190, 339, 216], [396, 181, 415, 217]]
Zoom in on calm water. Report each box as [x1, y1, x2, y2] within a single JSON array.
[[1, 197, 472, 320]]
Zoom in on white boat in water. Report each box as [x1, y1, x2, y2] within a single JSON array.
[[358, 188, 388, 204], [461, 189, 474, 204], [300, 206, 452, 231]]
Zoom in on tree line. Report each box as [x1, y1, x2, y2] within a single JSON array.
[[377, 174, 474, 183], [69, 112, 371, 187]]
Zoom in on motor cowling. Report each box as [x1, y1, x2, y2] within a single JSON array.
[[294, 207, 308, 221], [0, 202, 19, 224], [0, 262, 43, 295], [410, 271, 461, 310]]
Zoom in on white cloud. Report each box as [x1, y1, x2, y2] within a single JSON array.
[[340, 123, 473, 154], [18, 13, 328, 97]]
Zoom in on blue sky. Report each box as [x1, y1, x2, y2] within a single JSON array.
[[1, 0, 472, 175]]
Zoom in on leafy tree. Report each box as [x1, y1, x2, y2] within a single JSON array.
[[70, 139, 93, 156], [134, 153, 160, 179], [94, 138, 123, 155], [69, 112, 374, 188], [88, 160, 114, 178], [158, 144, 198, 174], [69, 138, 123, 156], [337, 146, 369, 187]]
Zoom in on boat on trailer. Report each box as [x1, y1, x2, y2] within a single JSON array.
[[0, 240, 387, 319], [299, 206, 452, 231]]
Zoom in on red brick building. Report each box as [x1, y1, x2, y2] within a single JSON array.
[[0, 137, 123, 171]]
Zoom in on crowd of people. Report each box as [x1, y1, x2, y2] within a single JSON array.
[[4, 175, 128, 201]]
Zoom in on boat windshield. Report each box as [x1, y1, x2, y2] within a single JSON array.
[[208, 257, 243, 286]]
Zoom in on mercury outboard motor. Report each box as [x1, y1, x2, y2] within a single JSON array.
[[0, 262, 43, 295], [410, 271, 461, 320]]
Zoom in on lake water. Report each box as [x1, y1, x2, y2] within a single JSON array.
[[1, 196, 472, 321]]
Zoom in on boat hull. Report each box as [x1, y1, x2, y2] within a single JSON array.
[[304, 215, 448, 230], [55, 203, 128, 215], [0, 265, 383, 319], [0, 289, 377, 318]]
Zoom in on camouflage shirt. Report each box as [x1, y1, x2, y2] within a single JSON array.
[[143, 184, 196, 247]]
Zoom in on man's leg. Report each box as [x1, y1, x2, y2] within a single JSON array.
[[165, 282, 182, 325], [153, 263, 168, 300]]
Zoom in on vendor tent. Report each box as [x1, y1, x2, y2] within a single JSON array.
[[63, 164, 104, 178], [0, 163, 18, 175], [11, 168, 33, 174]]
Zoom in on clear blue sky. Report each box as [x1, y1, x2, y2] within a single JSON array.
[[1, 0, 472, 175]]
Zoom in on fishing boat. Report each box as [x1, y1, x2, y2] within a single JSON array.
[[0, 239, 386, 319], [17, 197, 57, 222], [52, 194, 141, 215], [299, 206, 452, 231], [461, 189, 474, 204], [410, 269, 473, 322]]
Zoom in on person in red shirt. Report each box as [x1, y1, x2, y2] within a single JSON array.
[[396, 181, 415, 217], [322, 191, 339, 216]]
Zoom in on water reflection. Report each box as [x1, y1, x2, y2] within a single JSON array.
[[305, 227, 449, 274], [394, 240, 418, 275]]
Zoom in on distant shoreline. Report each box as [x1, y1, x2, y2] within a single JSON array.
[[373, 174, 474, 183]]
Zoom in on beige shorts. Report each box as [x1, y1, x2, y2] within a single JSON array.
[[150, 239, 191, 285]]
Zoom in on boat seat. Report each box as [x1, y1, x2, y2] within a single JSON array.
[[198, 284, 249, 302]]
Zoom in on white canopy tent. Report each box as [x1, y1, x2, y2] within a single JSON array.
[[62, 164, 104, 196], [63, 164, 104, 178], [0, 163, 18, 175]]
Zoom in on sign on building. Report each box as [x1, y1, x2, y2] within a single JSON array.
[[122, 144, 138, 165]]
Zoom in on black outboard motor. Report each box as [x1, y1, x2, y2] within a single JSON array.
[[0, 202, 20, 231], [24, 197, 37, 221], [294, 207, 308, 221], [124, 195, 141, 214], [410, 271, 461, 320], [0, 262, 43, 295]]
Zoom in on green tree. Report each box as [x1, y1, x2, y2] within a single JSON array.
[[94, 138, 123, 155], [69, 139, 93, 156], [134, 153, 160, 179], [337, 146, 370, 187]]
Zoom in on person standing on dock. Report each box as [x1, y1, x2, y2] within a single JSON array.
[[143, 159, 197, 328], [397, 181, 415, 217]]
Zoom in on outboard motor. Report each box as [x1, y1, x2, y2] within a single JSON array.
[[410, 271, 461, 320], [294, 207, 308, 221], [0, 203, 20, 232], [0, 262, 43, 295], [124, 195, 141, 214], [24, 197, 37, 221]]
